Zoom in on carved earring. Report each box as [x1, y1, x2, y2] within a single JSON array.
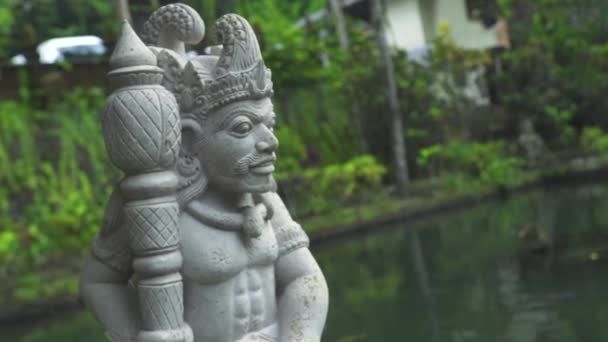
[[176, 149, 206, 207], [176, 150, 201, 186]]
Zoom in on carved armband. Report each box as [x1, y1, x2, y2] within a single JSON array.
[[92, 224, 133, 275], [92, 188, 133, 274], [274, 221, 310, 257], [265, 192, 310, 256]]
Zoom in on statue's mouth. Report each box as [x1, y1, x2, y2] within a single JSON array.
[[250, 157, 276, 175]]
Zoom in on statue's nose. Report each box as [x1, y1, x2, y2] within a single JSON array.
[[255, 134, 278, 153]]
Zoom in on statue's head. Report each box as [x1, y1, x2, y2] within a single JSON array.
[[138, 5, 277, 204], [190, 97, 277, 193]]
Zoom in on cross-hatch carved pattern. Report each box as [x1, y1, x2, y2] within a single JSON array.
[[104, 87, 182, 173], [126, 204, 179, 252], [163, 99, 181, 163], [119, 90, 163, 149], [102, 99, 148, 172], [106, 95, 159, 171], [112, 113, 152, 170], [138, 283, 184, 330]]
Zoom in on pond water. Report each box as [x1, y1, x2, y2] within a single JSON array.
[[4, 183, 608, 341]]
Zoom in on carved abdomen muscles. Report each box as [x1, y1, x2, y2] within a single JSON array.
[[179, 212, 279, 342], [183, 267, 277, 342]]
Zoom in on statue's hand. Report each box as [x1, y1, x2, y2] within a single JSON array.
[[105, 330, 137, 342], [136, 323, 193, 342], [183, 323, 194, 342], [182, 322, 194, 342]]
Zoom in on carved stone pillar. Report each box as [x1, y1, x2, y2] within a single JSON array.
[[100, 21, 191, 342]]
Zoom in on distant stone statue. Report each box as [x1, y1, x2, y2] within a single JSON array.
[[518, 118, 545, 168], [80, 4, 328, 342]]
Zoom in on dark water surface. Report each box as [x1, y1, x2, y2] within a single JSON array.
[[4, 183, 608, 341]]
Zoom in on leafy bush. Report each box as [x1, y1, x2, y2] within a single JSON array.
[[417, 140, 526, 190], [0, 87, 117, 271], [312, 155, 386, 199], [544, 105, 576, 146], [280, 155, 387, 217], [580, 127, 608, 155], [274, 126, 307, 175], [496, 0, 608, 144]]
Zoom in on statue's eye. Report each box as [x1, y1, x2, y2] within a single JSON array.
[[232, 121, 253, 135]]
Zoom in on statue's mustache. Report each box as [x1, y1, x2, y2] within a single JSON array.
[[232, 152, 275, 175]]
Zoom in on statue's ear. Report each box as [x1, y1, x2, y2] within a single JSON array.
[[180, 117, 203, 155]]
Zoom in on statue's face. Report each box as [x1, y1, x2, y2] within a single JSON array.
[[195, 98, 278, 194]]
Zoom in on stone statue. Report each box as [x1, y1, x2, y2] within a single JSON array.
[[518, 118, 545, 168], [79, 4, 329, 342]]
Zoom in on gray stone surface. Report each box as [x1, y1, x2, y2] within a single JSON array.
[[80, 4, 328, 342]]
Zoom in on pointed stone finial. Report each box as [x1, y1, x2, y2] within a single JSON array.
[[110, 21, 157, 70], [108, 21, 163, 89]]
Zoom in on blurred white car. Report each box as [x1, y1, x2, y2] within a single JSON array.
[[10, 35, 106, 65]]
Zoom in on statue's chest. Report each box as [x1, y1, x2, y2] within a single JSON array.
[[179, 212, 279, 285]]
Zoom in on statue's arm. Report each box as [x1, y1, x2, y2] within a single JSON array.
[[80, 255, 140, 341], [79, 188, 139, 340], [267, 192, 329, 342], [275, 248, 329, 342]]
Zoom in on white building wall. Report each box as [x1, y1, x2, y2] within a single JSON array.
[[382, 0, 501, 51], [384, 0, 426, 51], [434, 0, 498, 50]]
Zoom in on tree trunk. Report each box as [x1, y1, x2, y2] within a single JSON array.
[[328, 0, 349, 51], [371, 0, 409, 194], [328, 0, 368, 153], [114, 0, 132, 23]]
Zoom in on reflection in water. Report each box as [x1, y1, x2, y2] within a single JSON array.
[[4, 184, 608, 341], [320, 183, 608, 342], [409, 230, 440, 342], [499, 261, 562, 342]]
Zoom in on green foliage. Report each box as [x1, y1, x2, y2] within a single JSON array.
[[14, 273, 78, 301], [15, 311, 105, 342], [544, 104, 576, 146], [312, 155, 386, 200], [239, 0, 326, 88], [4, 0, 608, 308], [6, 0, 116, 57], [416, 145, 442, 171], [2, 0, 497, 184], [233, 0, 368, 165], [390, 24, 494, 181], [497, 0, 608, 146], [0, 0, 16, 57], [0, 230, 18, 263], [274, 127, 307, 175], [0, 86, 117, 271], [580, 127, 608, 154], [497, 0, 513, 18], [417, 140, 526, 190], [281, 155, 387, 217], [477, 152, 526, 187]]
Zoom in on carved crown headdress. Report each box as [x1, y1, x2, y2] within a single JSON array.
[[141, 4, 273, 120]]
